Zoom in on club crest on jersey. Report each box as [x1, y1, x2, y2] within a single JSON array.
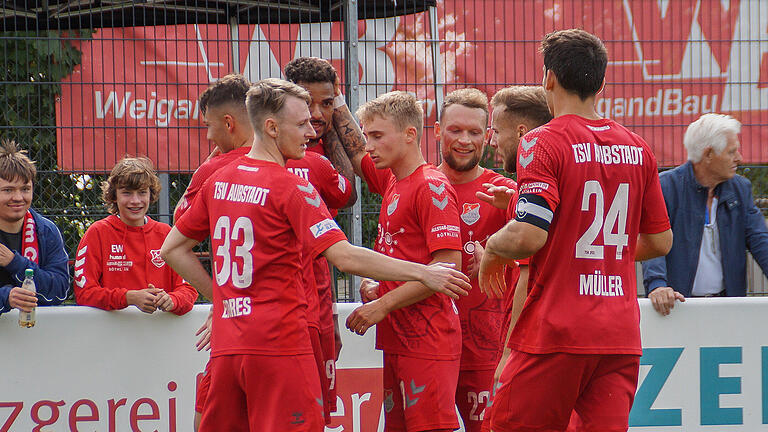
[[383, 389, 395, 413], [149, 249, 165, 268], [461, 203, 481, 225], [387, 194, 400, 216]]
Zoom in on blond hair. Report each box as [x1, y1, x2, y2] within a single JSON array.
[[246, 78, 311, 135], [356, 91, 424, 143]]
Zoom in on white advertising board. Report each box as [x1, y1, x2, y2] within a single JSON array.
[[1, 299, 767, 431]]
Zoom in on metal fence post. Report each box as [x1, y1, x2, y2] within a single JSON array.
[[159, 173, 171, 224], [345, 0, 362, 302]]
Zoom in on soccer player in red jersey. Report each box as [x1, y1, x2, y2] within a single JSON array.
[[479, 29, 673, 432], [475, 86, 553, 432], [336, 91, 464, 432], [161, 79, 470, 432], [286, 151, 352, 424], [433, 88, 516, 432], [285, 57, 365, 419], [173, 74, 254, 432]]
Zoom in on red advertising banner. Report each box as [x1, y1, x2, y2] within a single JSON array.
[[56, 0, 768, 171]]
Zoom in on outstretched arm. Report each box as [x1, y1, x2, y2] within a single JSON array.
[[342, 249, 464, 335]]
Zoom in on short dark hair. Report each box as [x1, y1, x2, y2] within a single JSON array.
[[199, 74, 251, 115], [440, 88, 489, 124], [490, 86, 552, 127], [0, 139, 36, 184], [541, 29, 607, 100], [284, 57, 337, 85], [101, 156, 161, 215]]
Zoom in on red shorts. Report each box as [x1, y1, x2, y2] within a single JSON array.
[[320, 326, 338, 412], [479, 378, 503, 432], [199, 353, 324, 432], [195, 360, 212, 413], [456, 368, 494, 432], [490, 350, 640, 432], [382, 353, 460, 432]]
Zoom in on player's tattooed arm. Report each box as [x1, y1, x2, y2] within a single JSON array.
[[322, 127, 358, 207], [332, 105, 367, 178]]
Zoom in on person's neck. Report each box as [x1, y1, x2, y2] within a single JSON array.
[[692, 162, 724, 191], [391, 151, 427, 181], [230, 133, 254, 151], [438, 163, 483, 185], [551, 91, 601, 120], [247, 135, 286, 166], [0, 217, 24, 233]]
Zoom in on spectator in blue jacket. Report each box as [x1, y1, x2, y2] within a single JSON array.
[[0, 139, 69, 315], [642, 114, 768, 315]]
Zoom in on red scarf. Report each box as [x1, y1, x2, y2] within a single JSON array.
[[21, 211, 39, 264]]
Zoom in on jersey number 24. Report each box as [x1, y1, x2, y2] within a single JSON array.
[[575, 181, 629, 260]]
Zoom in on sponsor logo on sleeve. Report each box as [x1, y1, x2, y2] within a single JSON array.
[[337, 174, 347, 193], [519, 182, 550, 194], [430, 224, 460, 239], [310, 218, 340, 238]]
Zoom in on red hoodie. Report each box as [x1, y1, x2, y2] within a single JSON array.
[[73, 215, 197, 315]]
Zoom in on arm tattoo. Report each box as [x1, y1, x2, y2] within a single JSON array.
[[322, 128, 358, 208], [332, 106, 366, 160]]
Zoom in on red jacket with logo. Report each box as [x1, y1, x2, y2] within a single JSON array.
[[73, 215, 197, 315]]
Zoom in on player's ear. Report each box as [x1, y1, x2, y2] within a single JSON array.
[[434, 121, 441, 141], [518, 124, 528, 138], [543, 69, 556, 92], [405, 125, 418, 145], [264, 117, 279, 139], [224, 114, 235, 132], [597, 78, 606, 95]]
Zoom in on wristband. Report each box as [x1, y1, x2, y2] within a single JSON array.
[[333, 94, 347, 109]]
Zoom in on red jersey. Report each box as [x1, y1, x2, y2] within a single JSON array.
[[174, 146, 251, 221], [305, 140, 326, 157], [509, 115, 670, 355], [361, 154, 463, 360], [175, 156, 348, 357], [286, 152, 352, 330], [73, 215, 197, 315], [451, 169, 516, 370]]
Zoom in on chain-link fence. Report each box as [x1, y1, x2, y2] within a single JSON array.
[[2, 0, 768, 302]]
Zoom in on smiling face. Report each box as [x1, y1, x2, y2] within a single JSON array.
[[116, 186, 149, 226], [437, 104, 488, 172], [275, 96, 317, 161], [297, 81, 335, 142], [0, 177, 32, 228]]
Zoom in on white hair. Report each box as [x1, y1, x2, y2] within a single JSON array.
[[684, 113, 741, 163]]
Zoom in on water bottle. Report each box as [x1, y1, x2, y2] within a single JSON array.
[[18, 269, 36, 328]]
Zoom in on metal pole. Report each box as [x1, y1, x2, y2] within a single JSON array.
[[159, 173, 170, 224], [345, 0, 362, 302], [429, 6, 444, 123], [229, 15, 240, 74]]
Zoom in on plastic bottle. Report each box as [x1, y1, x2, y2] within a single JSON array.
[[18, 269, 35, 328]]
